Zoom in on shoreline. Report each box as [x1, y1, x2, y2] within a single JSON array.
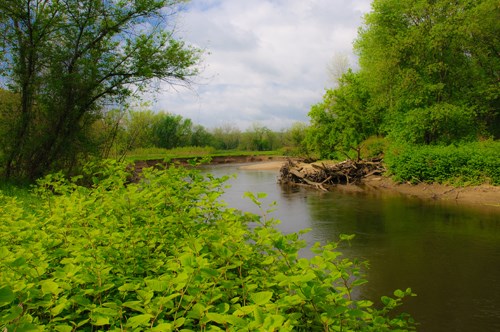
[[239, 161, 500, 208]]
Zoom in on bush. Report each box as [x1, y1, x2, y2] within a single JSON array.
[[385, 141, 500, 185], [0, 161, 415, 331]]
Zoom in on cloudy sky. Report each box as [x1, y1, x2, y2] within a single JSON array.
[[154, 0, 372, 131]]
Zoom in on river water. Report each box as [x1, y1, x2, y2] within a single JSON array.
[[202, 163, 500, 332]]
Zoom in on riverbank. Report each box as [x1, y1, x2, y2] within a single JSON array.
[[239, 160, 500, 208]]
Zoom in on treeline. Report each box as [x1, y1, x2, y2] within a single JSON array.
[[306, 0, 499, 160], [94, 107, 304, 159]]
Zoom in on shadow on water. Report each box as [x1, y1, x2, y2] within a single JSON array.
[[202, 164, 500, 332]]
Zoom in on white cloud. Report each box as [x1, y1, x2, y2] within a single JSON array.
[[153, 0, 372, 130]]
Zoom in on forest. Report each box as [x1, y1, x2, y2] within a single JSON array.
[[0, 0, 498, 330]]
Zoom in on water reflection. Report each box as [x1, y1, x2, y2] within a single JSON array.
[[202, 164, 500, 332]]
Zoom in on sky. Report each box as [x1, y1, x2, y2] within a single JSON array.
[[153, 0, 373, 131]]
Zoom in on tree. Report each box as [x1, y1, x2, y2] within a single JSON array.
[[282, 122, 310, 156], [190, 124, 214, 147], [354, 0, 499, 143], [241, 123, 277, 151], [211, 124, 241, 150], [307, 70, 377, 160], [152, 113, 193, 149], [0, 0, 200, 179]]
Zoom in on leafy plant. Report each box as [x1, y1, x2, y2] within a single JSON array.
[[0, 162, 415, 330], [385, 140, 500, 185]]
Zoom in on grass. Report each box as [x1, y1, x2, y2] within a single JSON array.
[[125, 146, 283, 162]]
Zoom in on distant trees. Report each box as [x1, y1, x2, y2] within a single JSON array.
[[93, 110, 293, 157], [307, 0, 499, 159], [240, 124, 278, 151], [0, 0, 200, 180]]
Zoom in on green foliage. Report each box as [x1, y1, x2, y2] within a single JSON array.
[[153, 113, 195, 150], [385, 140, 500, 185], [0, 162, 415, 330], [307, 71, 379, 160], [360, 136, 387, 160], [280, 122, 312, 157], [354, 0, 499, 142], [240, 123, 279, 151], [388, 103, 480, 145], [211, 124, 242, 150]]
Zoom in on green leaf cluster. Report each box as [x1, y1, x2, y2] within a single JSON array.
[[385, 140, 500, 185], [0, 162, 415, 330]]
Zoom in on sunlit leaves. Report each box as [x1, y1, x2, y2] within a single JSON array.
[[0, 163, 415, 330]]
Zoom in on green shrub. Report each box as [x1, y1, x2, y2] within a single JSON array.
[[385, 141, 500, 185], [0, 161, 415, 331]]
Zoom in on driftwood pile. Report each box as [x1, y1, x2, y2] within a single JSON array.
[[279, 158, 385, 191]]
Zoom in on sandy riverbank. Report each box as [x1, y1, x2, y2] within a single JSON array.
[[239, 161, 500, 208]]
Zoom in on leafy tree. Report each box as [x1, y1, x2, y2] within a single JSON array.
[[0, 0, 200, 179], [152, 113, 193, 149], [282, 122, 310, 156], [190, 124, 214, 147], [211, 124, 242, 150], [355, 0, 499, 143], [241, 123, 278, 151], [307, 70, 377, 160]]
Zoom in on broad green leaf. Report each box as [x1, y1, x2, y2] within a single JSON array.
[[187, 303, 206, 319], [8, 256, 26, 267], [136, 289, 154, 304], [55, 326, 73, 332], [126, 314, 153, 328], [40, 280, 61, 295], [145, 279, 169, 292], [118, 283, 139, 292], [92, 315, 110, 326], [206, 312, 226, 324], [173, 317, 185, 328], [6, 323, 39, 332], [152, 323, 173, 331], [2, 305, 23, 322], [122, 301, 147, 313], [0, 286, 15, 306], [51, 302, 67, 316], [93, 307, 119, 316]]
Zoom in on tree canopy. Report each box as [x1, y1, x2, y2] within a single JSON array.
[[0, 0, 201, 179], [307, 0, 499, 159]]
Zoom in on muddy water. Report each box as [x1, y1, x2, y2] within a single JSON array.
[[203, 164, 500, 332]]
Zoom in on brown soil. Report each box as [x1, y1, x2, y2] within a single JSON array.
[[362, 175, 500, 208]]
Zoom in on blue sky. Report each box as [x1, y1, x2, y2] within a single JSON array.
[[153, 0, 372, 131]]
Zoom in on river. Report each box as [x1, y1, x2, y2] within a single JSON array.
[[202, 163, 500, 332]]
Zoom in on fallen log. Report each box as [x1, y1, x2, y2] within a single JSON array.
[[279, 158, 386, 190]]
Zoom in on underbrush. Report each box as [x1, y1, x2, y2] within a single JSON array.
[[385, 140, 500, 185], [0, 161, 415, 331]]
